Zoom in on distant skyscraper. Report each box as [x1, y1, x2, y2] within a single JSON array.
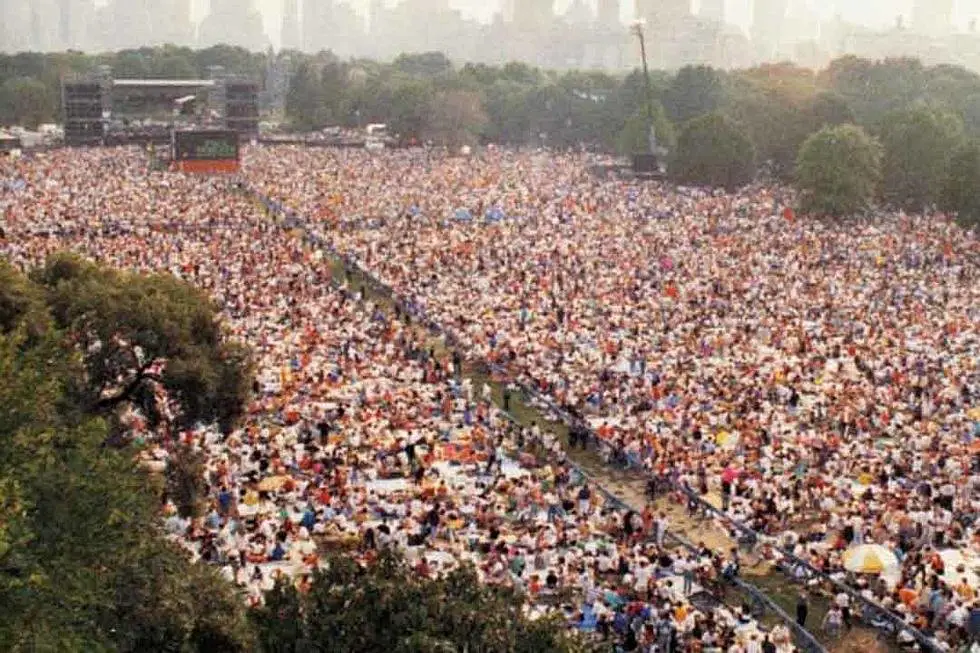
[[781, 0, 818, 49], [369, 0, 384, 33], [513, 0, 554, 30], [103, 0, 153, 49], [56, 0, 90, 49], [303, 0, 333, 51], [200, 0, 267, 51], [167, 0, 194, 45], [0, 1, 32, 52], [912, 0, 952, 35], [597, 0, 620, 27], [147, 0, 194, 46], [751, 0, 788, 59], [407, 0, 449, 12], [635, 0, 690, 26], [281, 0, 301, 50], [564, 0, 594, 25], [28, 0, 60, 50], [303, 0, 364, 55], [699, 0, 725, 23]]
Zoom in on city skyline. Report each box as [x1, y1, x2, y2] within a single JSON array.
[[121, 0, 980, 48], [4, 0, 980, 74]]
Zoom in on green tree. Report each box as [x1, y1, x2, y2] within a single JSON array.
[[424, 89, 488, 147], [725, 83, 806, 178], [940, 140, 980, 230], [250, 550, 592, 653], [0, 77, 54, 129], [149, 53, 198, 79], [32, 253, 252, 434], [672, 113, 755, 190], [389, 79, 435, 141], [615, 102, 675, 155], [725, 67, 850, 180], [0, 260, 254, 651], [165, 444, 209, 518], [286, 61, 332, 130], [821, 56, 927, 126], [796, 124, 883, 217], [393, 52, 454, 79], [806, 91, 855, 129], [111, 50, 153, 79], [663, 65, 725, 125], [193, 44, 267, 80], [483, 79, 534, 144], [878, 105, 964, 211]]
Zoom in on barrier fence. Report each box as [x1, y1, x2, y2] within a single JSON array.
[[243, 184, 936, 653]]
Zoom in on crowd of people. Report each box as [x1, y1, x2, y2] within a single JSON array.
[[0, 147, 800, 653], [245, 145, 980, 649]]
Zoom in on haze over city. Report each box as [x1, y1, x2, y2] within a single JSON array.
[[5, 0, 980, 72], [164, 0, 980, 46]]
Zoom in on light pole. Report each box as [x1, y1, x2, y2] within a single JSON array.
[[630, 19, 657, 155]]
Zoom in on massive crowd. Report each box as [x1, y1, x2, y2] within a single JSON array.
[[0, 147, 800, 653], [1, 144, 979, 649], [245, 145, 980, 649]]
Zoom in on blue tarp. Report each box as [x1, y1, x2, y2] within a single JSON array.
[[577, 604, 598, 632], [485, 207, 505, 222]]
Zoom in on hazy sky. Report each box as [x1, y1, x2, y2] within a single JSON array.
[[177, 0, 978, 47]]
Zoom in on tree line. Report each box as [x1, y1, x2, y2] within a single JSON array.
[[284, 51, 980, 225], [2, 46, 979, 224]]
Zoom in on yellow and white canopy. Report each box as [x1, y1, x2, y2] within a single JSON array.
[[843, 544, 899, 575]]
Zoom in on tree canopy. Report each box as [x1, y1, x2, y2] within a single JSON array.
[[32, 253, 253, 434], [663, 65, 726, 125], [796, 124, 883, 217], [940, 140, 980, 230], [0, 77, 55, 129], [250, 550, 592, 653], [672, 113, 755, 190], [0, 257, 254, 652], [877, 105, 964, 211]]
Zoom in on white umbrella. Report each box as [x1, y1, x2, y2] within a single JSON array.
[[843, 544, 899, 575]]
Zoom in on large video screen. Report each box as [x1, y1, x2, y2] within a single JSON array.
[[174, 130, 240, 161]]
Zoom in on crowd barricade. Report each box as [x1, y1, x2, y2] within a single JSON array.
[[242, 183, 851, 653]]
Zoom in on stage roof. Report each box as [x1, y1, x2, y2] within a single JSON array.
[[112, 79, 216, 88]]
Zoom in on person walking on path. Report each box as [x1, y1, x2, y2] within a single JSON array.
[[796, 592, 809, 629]]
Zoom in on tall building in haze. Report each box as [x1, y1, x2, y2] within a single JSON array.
[[565, 0, 594, 25], [304, 1, 364, 55], [0, 0, 31, 51], [303, 0, 333, 51], [912, 0, 953, 35], [699, 0, 725, 23], [161, 0, 194, 45], [513, 0, 555, 30], [635, 0, 690, 26], [751, 0, 788, 60], [597, 0, 620, 27], [101, 0, 153, 49], [56, 0, 94, 50], [28, 0, 61, 51], [281, 0, 302, 50], [199, 0, 267, 51]]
